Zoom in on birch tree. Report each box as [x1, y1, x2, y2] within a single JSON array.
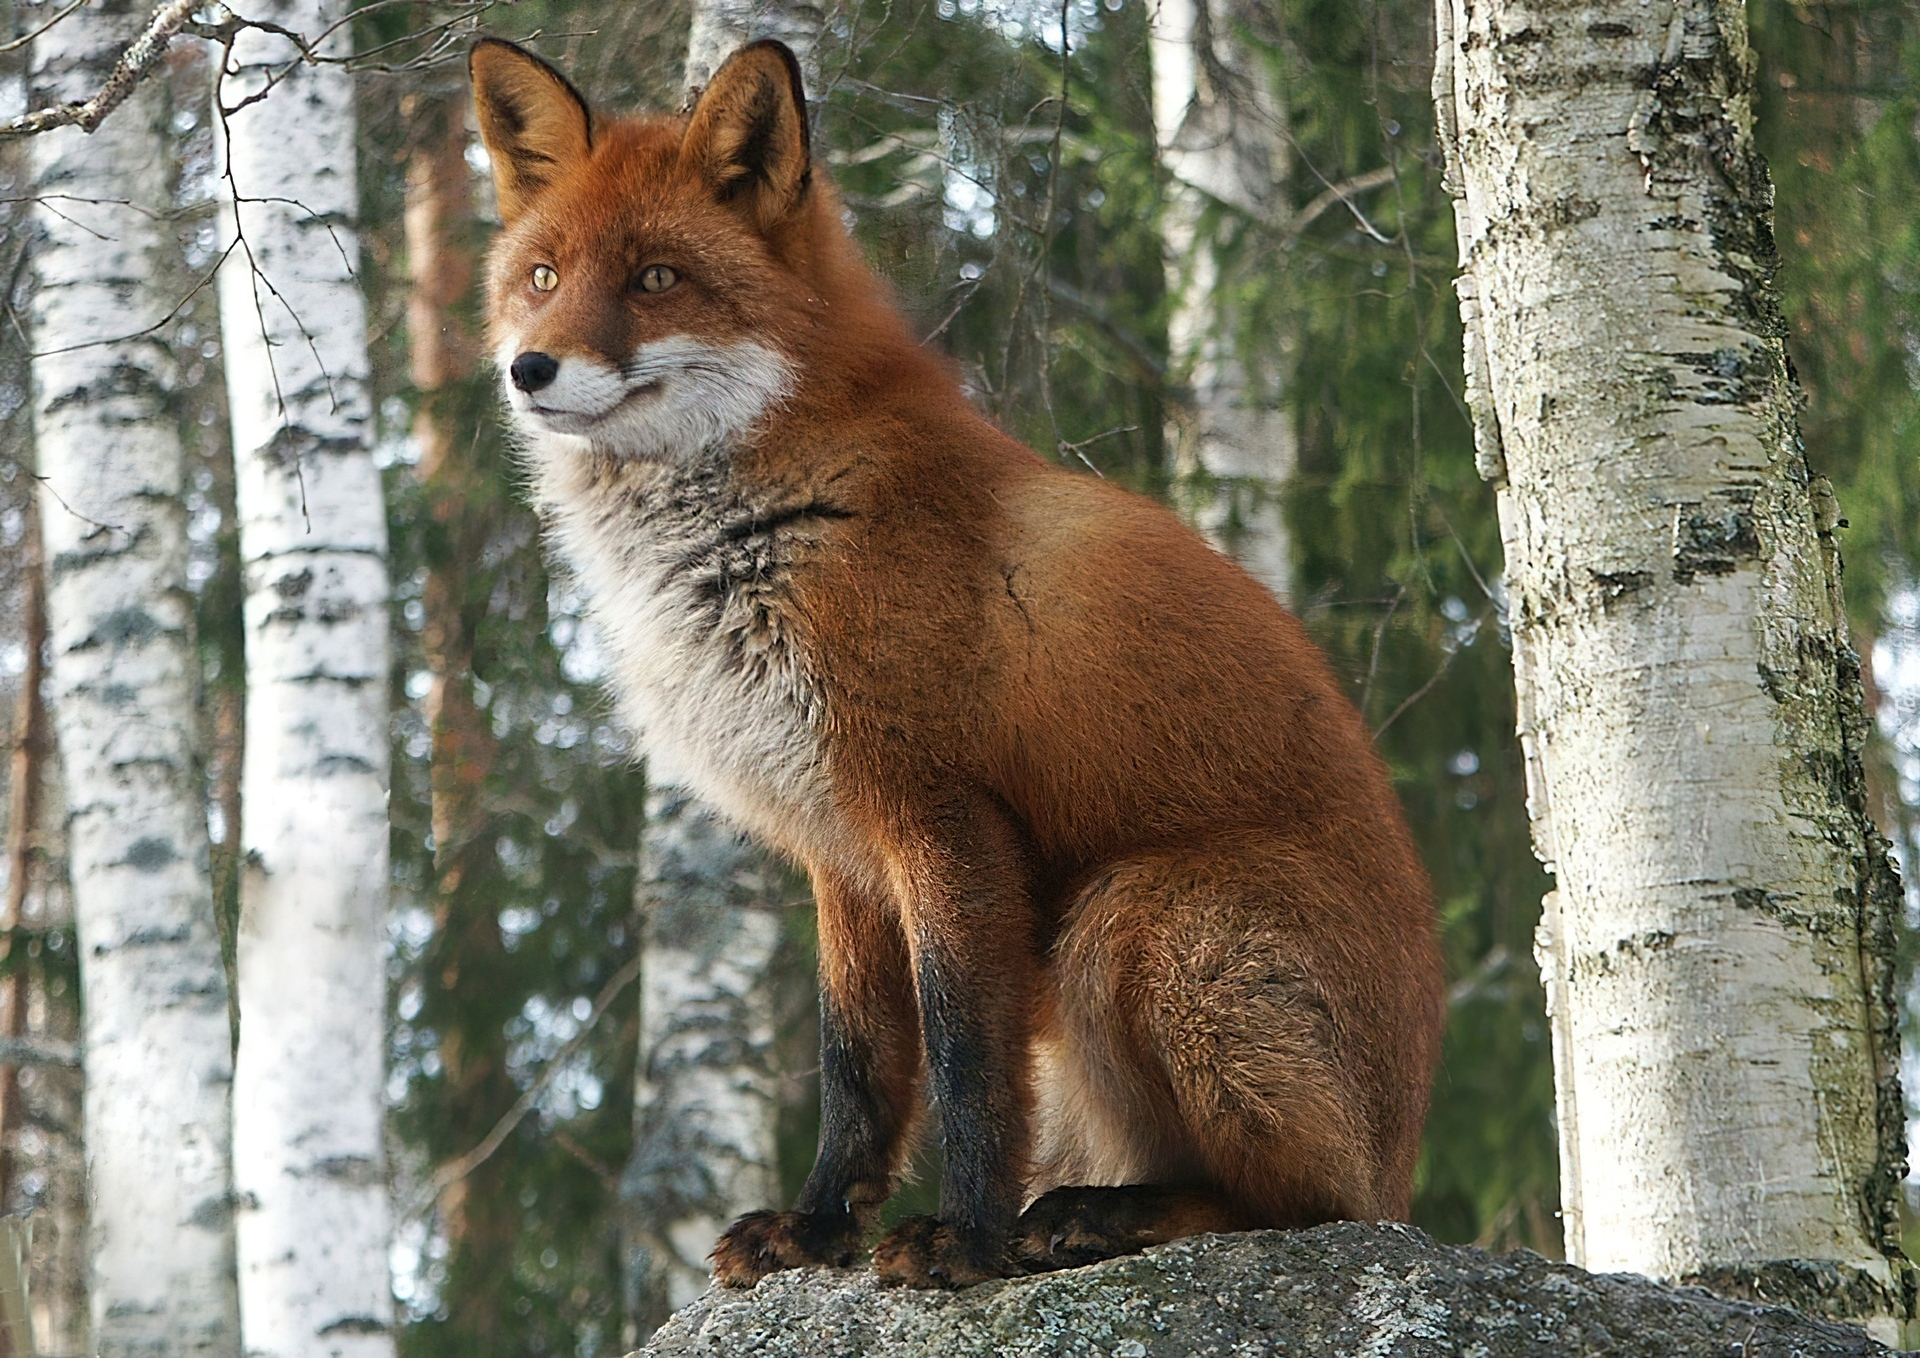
[[1433, 0, 1913, 1339], [619, 9, 822, 1340], [1148, 0, 1294, 599], [29, 5, 240, 1353], [214, 6, 394, 1355]]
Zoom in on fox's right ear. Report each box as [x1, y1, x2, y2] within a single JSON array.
[[470, 39, 592, 225]]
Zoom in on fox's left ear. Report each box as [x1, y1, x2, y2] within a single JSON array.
[[680, 41, 812, 233], [470, 38, 593, 226]]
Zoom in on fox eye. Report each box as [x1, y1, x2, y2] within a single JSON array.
[[637, 264, 678, 294], [530, 265, 559, 292]]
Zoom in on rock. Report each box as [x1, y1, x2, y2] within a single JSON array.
[[635, 1221, 1894, 1357]]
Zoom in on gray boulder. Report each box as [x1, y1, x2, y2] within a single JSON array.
[[636, 1221, 1893, 1357]]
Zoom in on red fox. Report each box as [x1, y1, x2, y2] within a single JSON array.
[[470, 37, 1445, 1289]]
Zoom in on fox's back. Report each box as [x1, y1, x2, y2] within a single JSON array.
[[772, 401, 1425, 911]]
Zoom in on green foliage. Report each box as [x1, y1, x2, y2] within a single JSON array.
[[1750, 0, 1920, 626]]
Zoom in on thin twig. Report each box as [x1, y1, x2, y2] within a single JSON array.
[[1058, 425, 1137, 455], [30, 471, 122, 537], [30, 238, 239, 359], [412, 953, 643, 1217], [1358, 583, 1405, 720], [1278, 164, 1399, 248], [0, 0, 88, 57], [1372, 606, 1493, 741]]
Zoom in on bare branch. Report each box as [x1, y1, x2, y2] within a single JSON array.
[[1359, 583, 1406, 722], [30, 237, 239, 359], [0, 0, 88, 57], [1278, 164, 1400, 249], [0, 0, 197, 139], [1372, 605, 1493, 741], [412, 953, 644, 1217]]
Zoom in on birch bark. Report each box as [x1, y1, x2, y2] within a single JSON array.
[[213, 6, 394, 1356], [1433, 0, 1913, 1339], [1148, 0, 1294, 599], [619, 16, 822, 1343], [29, 6, 240, 1353], [624, 793, 788, 1340]]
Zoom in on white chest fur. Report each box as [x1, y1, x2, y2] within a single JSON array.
[[533, 445, 835, 852]]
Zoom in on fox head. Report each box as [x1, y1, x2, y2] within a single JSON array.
[[471, 38, 868, 459]]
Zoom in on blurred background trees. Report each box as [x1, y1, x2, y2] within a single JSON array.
[[0, 0, 1913, 1353]]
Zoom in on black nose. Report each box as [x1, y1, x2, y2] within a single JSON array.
[[510, 351, 559, 393]]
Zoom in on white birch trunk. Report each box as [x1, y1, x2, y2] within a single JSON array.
[[621, 19, 822, 1345], [624, 792, 787, 1339], [29, 8, 240, 1354], [1433, 0, 1912, 1340], [683, 0, 824, 98], [1149, 0, 1294, 600], [213, 6, 394, 1356]]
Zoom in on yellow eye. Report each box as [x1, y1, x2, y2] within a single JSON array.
[[638, 264, 678, 294], [531, 265, 559, 292]]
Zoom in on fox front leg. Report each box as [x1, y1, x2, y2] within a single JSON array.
[[711, 877, 921, 1286], [872, 807, 1039, 1288]]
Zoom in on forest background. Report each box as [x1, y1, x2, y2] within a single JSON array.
[[0, 0, 1917, 1354]]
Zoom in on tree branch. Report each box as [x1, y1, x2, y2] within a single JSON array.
[[1279, 164, 1400, 249], [0, 0, 198, 138], [411, 953, 643, 1218]]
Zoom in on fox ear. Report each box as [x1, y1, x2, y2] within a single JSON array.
[[470, 39, 592, 225], [680, 40, 812, 233]]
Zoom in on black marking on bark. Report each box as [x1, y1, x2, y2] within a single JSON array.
[[318, 1317, 391, 1336], [1672, 498, 1760, 583], [315, 753, 377, 776], [1539, 194, 1601, 230], [123, 836, 179, 872], [1586, 22, 1632, 38], [273, 567, 314, 600], [119, 923, 192, 947], [263, 427, 360, 470], [1683, 342, 1778, 406], [89, 606, 161, 648], [42, 360, 169, 417], [1567, 928, 1676, 982], [306, 1153, 382, 1187], [187, 1192, 236, 1229], [1590, 569, 1651, 604]]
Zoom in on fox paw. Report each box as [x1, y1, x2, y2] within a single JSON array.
[[711, 1209, 862, 1287], [1009, 1187, 1134, 1273], [872, 1215, 1008, 1289]]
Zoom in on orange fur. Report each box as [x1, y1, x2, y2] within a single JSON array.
[[472, 37, 1445, 1289]]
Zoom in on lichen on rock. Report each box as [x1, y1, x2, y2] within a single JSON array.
[[633, 1222, 1891, 1357]]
